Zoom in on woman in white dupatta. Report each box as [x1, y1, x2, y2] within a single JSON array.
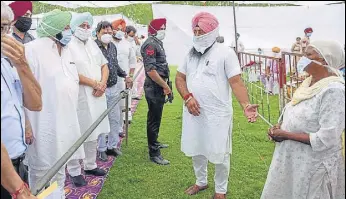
[[262, 40, 345, 199]]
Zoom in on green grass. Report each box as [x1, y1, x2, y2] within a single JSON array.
[[98, 67, 275, 199]]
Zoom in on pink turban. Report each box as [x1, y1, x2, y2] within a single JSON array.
[[192, 12, 219, 33]]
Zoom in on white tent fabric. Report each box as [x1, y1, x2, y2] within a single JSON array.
[[153, 4, 345, 66]]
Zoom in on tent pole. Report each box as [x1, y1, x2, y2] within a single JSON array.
[[233, 1, 238, 54]]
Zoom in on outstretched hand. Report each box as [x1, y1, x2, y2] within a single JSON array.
[[244, 104, 259, 123]]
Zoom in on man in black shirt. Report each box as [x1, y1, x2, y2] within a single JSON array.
[[95, 21, 132, 161], [141, 18, 171, 165]]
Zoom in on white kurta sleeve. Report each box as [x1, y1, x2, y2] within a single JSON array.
[[310, 87, 345, 152], [24, 44, 37, 75], [224, 49, 241, 79], [128, 46, 136, 69], [177, 56, 188, 75]]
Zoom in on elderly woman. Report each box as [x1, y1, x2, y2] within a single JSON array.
[[262, 40, 345, 199]]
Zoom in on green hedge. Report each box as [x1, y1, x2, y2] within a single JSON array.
[[32, 1, 299, 25]]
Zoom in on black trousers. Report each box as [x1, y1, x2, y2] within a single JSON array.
[[144, 78, 166, 157], [1, 154, 28, 199]]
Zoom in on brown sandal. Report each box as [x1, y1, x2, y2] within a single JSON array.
[[212, 193, 226, 199], [185, 184, 208, 195]]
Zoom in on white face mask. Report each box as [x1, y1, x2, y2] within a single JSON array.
[[114, 31, 125, 40], [127, 36, 134, 42], [74, 27, 91, 41], [101, 34, 112, 44], [155, 30, 166, 40], [193, 27, 219, 54], [297, 56, 312, 74]]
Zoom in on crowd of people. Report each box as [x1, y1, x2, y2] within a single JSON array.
[[1, 1, 345, 199]]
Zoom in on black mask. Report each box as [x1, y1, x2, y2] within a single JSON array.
[[14, 17, 32, 33]]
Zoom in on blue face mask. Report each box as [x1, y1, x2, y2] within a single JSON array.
[[59, 29, 73, 46], [114, 31, 125, 40], [297, 56, 312, 74], [306, 33, 312, 37]]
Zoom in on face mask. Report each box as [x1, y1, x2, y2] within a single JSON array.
[[59, 29, 73, 46], [306, 33, 312, 37], [127, 36, 134, 42], [101, 34, 112, 44], [38, 22, 72, 46], [193, 28, 219, 54], [155, 30, 166, 40], [74, 27, 91, 41], [114, 31, 125, 40], [258, 51, 262, 55], [14, 17, 32, 33], [297, 56, 312, 74]]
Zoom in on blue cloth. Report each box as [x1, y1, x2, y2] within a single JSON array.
[[340, 67, 345, 80], [1, 57, 27, 159], [70, 12, 93, 32]]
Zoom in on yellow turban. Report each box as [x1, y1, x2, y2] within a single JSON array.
[[272, 47, 281, 53]]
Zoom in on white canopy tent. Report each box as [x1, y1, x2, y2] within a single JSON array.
[[152, 3, 345, 66]]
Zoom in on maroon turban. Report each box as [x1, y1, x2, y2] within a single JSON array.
[[192, 12, 219, 33], [304, 27, 313, 33], [9, 1, 33, 21], [148, 18, 166, 35]]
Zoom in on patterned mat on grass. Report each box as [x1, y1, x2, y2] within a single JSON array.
[[64, 68, 145, 199]]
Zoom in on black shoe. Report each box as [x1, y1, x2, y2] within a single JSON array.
[[85, 168, 107, 176], [70, 175, 87, 187], [132, 97, 141, 100], [150, 156, 170, 165], [119, 133, 126, 138], [106, 148, 123, 157], [98, 151, 108, 162]]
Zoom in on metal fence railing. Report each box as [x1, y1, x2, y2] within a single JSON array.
[[238, 51, 305, 126], [33, 64, 144, 196]]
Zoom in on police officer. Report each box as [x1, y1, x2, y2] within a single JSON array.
[[141, 18, 171, 165]]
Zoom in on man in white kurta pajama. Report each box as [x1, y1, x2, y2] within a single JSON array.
[[111, 20, 136, 130], [66, 12, 109, 187], [175, 12, 258, 199], [24, 10, 84, 199]]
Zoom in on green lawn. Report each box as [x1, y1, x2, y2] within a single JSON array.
[[98, 67, 275, 199]]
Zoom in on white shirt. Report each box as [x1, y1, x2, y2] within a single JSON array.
[[113, 39, 136, 74], [178, 43, 241, 164], [68, 36, 110, 142], [24, 38, 85, 170]]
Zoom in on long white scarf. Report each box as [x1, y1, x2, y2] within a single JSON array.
[[291, 76, 345, 106]]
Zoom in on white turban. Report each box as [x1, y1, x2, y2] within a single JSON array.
[[309, 40, 345, 76]]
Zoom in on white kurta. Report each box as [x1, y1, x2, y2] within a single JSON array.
[[113, 39, 136, 109], [24, 38, 85, 170], [68, 37, 110, 142], [178, 44, 242, 164], [261, 82, 345, 199]]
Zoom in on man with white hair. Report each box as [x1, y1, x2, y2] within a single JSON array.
[[1, 2, 41, 199], [24, 9, 84, 199], [66, 12, 109, 187], [175, 12, 258, 199]]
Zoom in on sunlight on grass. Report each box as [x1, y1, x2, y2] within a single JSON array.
[[98, 67, 275, 199]]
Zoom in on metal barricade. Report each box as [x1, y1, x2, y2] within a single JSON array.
[[280, 52, 304, 106], [238, 52, 284, 126], [33, 64, 144, 196]]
